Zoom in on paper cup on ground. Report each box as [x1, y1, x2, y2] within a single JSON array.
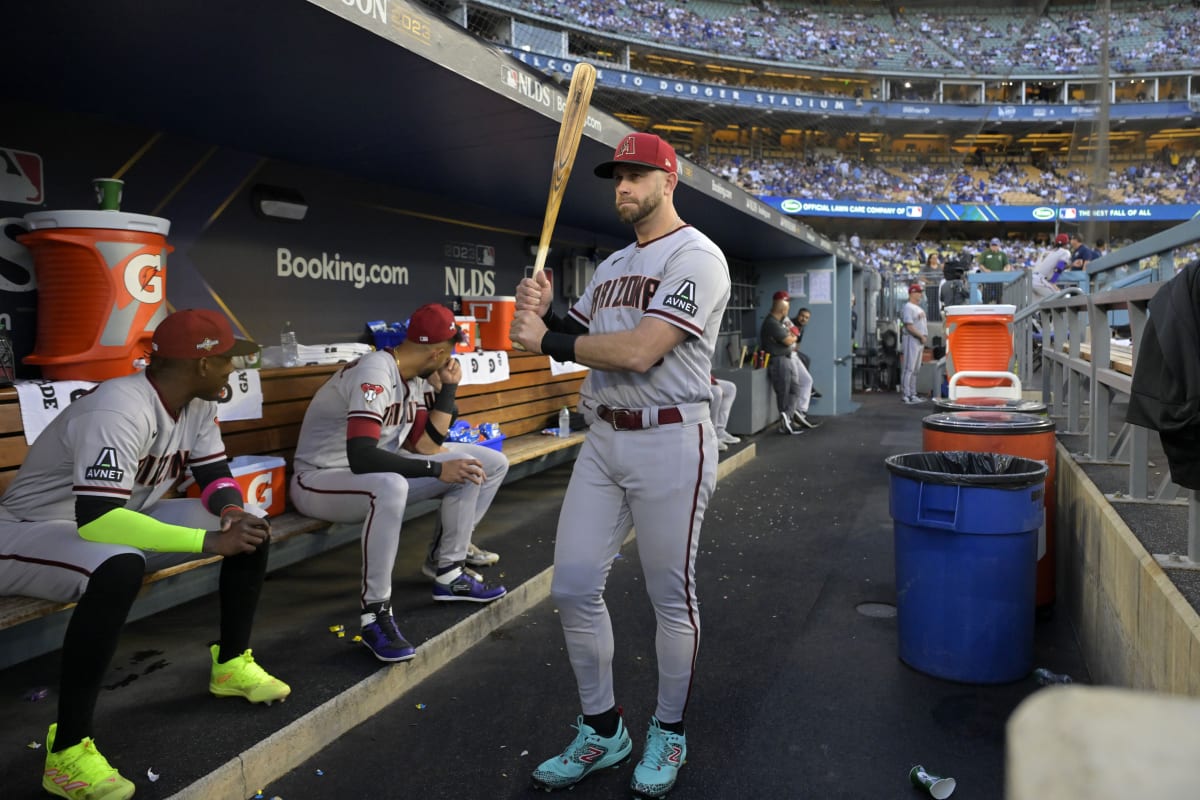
[[909, 765, 956, 799]]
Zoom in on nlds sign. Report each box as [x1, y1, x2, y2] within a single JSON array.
[[443, 241, 495, 296]]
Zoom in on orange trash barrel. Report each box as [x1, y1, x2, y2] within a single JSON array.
[[944, 304, 1015, 390], [18, 210, 172, 381], [934, 396, 1047, 415], [922, 410, 1056, 611]]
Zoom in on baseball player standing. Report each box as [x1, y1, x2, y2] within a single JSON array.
[[510, 132, 730, 798], [760, 291, 816, 434], [290, 303, 507, 664], [0, 310, 289, 800], [900, 283, 929, 404]]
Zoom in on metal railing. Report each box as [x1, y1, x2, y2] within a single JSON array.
[[1039, 217, 1200, 569]]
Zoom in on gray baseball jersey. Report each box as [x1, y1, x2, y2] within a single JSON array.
[[0, 372, 230, 603], [292, 350, 420, 472], [569, 225, 731, 408], [2, 372, 227, 521]]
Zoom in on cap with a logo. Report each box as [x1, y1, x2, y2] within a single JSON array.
[[152, 309, 259, 359], [772, 290, 790, 301], [908, 283, 924, 293], [1054, 233, 1070, 245], [406, 303, 463, 344], [594, 133, 678, 178], [990, 237, 1002, 245]]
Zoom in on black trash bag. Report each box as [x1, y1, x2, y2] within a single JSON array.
[[884, 451, 1047, 489]]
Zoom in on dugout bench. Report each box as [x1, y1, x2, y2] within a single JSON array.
[[0, 352, 586, 669]]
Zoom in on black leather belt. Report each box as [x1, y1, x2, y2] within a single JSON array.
[[597, 405, 683, 431]]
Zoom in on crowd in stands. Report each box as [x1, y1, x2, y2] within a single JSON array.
[[846, 236, 1200, 280], [703, 152, 1200, 206], [504, 0, 1200, 76]]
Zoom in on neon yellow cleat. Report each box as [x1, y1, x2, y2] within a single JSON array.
[[43, 723, 135, 800], [208, 645, 290, 704]]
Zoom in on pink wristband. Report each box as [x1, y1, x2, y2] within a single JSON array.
[[200, 477, 242, 507]]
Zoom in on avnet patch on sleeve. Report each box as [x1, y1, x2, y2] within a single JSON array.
[[661, 279, 699, 317]]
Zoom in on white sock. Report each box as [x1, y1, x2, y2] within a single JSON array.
[[435, 566, 463, 585]]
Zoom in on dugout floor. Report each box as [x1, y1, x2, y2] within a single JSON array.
[[0, 391, 1091, 800]]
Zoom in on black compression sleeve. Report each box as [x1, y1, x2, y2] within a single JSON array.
[[191, 460, 244, 515], [543, 310, 588, 335], [346, 437, 442, 478], [75, 496, 125, 528]]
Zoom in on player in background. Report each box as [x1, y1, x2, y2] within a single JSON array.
[[709, 374, 739, 451], [1031, 233, 1073, 300], [511, 132, 730, 799], [0, 310, 289, 800], [900, 283, 929, 404], [289, 303, 507, 665], [760, 291, 815, 433]]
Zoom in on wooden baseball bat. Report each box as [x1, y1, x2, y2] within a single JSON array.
[[513, 62, 596, 351], [531, 62, 596, 276]]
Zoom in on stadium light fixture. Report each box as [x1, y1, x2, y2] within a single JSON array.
[[251, 185, 307, 222]]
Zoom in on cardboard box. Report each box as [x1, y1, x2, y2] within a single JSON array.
[[185, 455, 286, 517]]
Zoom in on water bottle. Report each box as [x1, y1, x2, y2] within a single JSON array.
[[558, 406, 570, 438], [280, 321, 299, 368], [1033, 667, 1073, 685]]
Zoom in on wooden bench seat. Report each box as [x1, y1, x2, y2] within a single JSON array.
[[1061, 341, 1133, 375], [0, 352, 586, 667]]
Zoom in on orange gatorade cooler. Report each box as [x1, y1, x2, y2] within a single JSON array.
[[944, 304, 1015, 391], [19, 210, 172, 381], [463, 296, 516, 351], [184, 455, 287, 517], [922, 410, 1057, 611]]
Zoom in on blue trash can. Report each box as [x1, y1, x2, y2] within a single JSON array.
[[884, 451, 1048, 684]]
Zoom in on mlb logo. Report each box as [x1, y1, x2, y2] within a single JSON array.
[[0, 148, 44, 205], [1059, 208, 1078, 220], [500, 66, 519, 90], [479, 245, 495, 266], [905, 206, 923, 218]]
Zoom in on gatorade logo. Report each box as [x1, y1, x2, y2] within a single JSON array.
[[247, 472, 273, 511], [123, 253, 164, 304]]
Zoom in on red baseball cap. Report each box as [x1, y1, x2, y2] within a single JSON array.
[[908, 283, 924, 293], [594, 133, 678, 178], [773, 290, 790, 301], [406, 303, 463, 345], [152, 309, 259, 359], [1055, 233, 1070, 245]]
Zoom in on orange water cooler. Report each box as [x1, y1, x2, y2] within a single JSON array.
[[18, 210, 172, 381], [944, 304, 1018, 398], [463, 296, 516, 351], [922, 410, 1057, 611]]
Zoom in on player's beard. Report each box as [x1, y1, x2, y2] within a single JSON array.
[[615, 187, 663, 225]]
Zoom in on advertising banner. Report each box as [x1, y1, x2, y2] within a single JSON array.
[[761, 196, 1200, 223], [501, 49, 1194, 124]]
